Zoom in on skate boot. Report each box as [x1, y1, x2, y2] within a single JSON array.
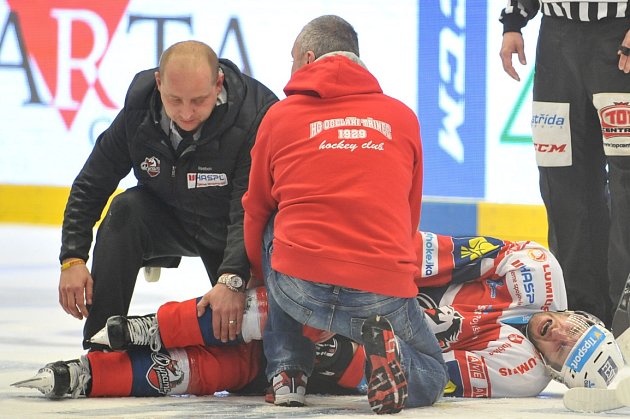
[[89, 314, 162, 352], [362, 315, 408, 415], [612, 274, 630, 338], [11, 356, 91, 399]]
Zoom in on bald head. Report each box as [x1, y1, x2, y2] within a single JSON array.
[[155, 40, 224, 132], [159, 40, 220, 83]]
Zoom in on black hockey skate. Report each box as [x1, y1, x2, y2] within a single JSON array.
[[11, 357, 90, 399], [89, 314, 162, 351]]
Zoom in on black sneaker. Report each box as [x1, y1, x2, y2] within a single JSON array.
[[11, 356, 91, 399], [89, 314, 162, 351], [271, 370, 308, 406], [612, 275, 630, 338], [362, 315, 408, 414]]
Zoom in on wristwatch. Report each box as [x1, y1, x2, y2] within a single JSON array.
[[217, 274, 245, 292]]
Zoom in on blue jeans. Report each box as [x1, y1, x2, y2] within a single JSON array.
[[261, 219, 448, 408]]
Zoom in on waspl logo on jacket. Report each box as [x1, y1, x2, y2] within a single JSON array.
[[4, 0, 129, 129], [187, 173, 228, 189]]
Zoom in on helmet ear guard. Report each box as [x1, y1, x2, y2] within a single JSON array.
[[541, 312, 624, 389]]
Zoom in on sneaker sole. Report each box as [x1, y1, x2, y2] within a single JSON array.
[[362, 315, 408, 414], [274, 394, 305, 407], [272, 371, 307, 407]]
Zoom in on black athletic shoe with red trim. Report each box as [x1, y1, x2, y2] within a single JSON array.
[[362, 315, 408, 414]]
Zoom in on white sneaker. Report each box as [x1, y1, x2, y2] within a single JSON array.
[[144, 267, 161, 282], [271, 370, 308, 406]]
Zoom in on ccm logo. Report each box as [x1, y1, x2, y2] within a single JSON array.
[[533, 143, 567, 153]]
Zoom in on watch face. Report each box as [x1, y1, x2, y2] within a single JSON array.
[[229, 275, 243, 288]]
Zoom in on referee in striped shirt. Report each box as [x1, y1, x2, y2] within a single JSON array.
[[499, 0, 630, 332]]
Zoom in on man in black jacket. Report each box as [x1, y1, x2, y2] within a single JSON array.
[[57, 40, 278, 349]]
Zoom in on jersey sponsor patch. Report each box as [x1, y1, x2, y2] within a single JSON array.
[[565, 326, 606, 372], [421, 231, 439, 277], [452, 236, 503, 264], [187, 173, 228, 189], [593, 93, 630, 156], [598, 357, 619, 386], [527, 248, 547, 262], [465, 353, 491, 398], [531, 101, 571, 167]]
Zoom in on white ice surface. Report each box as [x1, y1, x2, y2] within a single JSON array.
[[1, 225, 629, 418]]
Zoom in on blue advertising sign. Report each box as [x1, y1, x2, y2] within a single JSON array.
[[418, 3, 487, 199]]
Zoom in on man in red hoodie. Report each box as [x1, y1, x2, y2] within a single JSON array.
[[242, 15, 447, 414]]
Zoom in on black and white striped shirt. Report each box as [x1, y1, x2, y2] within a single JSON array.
[[501, 1, 629, 32]]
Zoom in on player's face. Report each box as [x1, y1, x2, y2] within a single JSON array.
[[155, 58, 223, 132], [527, 312, 584, 370]]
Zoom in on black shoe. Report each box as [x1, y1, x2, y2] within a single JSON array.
[[362, 315, 408, 414]]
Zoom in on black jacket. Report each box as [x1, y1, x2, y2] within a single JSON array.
[[60, 59, 278, 279]]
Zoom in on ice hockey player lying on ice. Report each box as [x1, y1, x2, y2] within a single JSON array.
[[13, 231, 626, 400]]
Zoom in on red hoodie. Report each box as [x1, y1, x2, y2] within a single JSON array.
[[243, 54, 423, 297]]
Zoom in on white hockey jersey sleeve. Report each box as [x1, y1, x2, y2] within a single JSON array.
[[443, 323, 550, 398]]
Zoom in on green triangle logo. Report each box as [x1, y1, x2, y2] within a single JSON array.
[[500, 71, 535, 144]]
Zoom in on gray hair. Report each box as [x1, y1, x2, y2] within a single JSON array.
[[296, 15, 359, 59]]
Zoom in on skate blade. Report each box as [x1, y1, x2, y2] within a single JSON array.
[[10, 370, 52, 390], [563, 387, 623, 413], [88, 326, 111, 346]]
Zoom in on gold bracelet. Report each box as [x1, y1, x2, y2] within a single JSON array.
[[61, 259, 85, 272]]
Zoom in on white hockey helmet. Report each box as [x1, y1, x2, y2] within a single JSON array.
[[532, 311, 625, 389]]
